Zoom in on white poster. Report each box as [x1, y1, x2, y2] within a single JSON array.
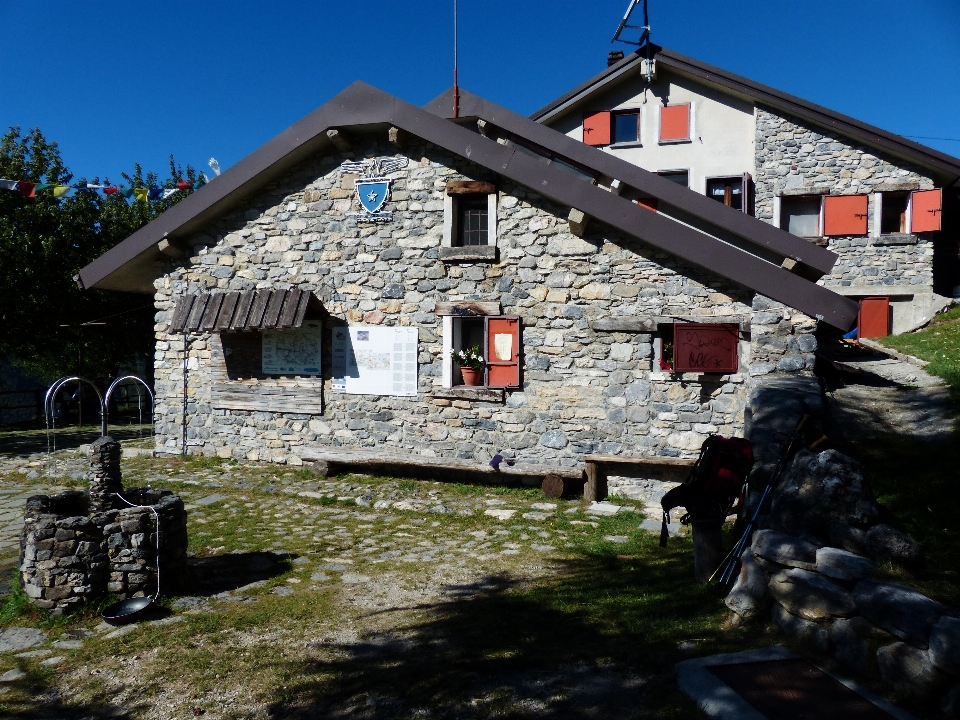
[[331, 326, 418, 396], [262, 320, 322, 375]]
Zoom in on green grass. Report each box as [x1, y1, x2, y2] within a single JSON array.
[[880, 304, 960, 394]]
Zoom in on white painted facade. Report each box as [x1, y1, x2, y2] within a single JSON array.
[[546, 67, 757, 196]]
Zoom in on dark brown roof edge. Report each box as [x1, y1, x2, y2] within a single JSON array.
[[423, 86, 838, 277], [528, 47, 960, 181], [78, 82, 859, 329]]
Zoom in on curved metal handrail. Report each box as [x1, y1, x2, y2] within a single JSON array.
[[103, 375, 155, 436], [44, 377, 105, 453]]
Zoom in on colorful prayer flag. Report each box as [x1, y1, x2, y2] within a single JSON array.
[[148, 187, 163, 200], [121, 188, 135, 199], [18, 182, 36, 198], [35, 183, 55, 192], [162, 188, 179, 199], [133, 188, 149, 202], [0, 179, 18, 191], [104, 187, 119, 194], [53, 186, 70, 198], [177, 181, 190, 191]]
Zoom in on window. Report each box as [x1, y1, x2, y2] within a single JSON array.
[[442, 311, 521, 389], [707, 177, 744, 211], [612, 111, 640, 144], [456, 196, 488, 246], [880, 192, 909, 235], [659, 104, 691, 143], [442, 181, 497, 259], [658, 170, 689, 188], [780, 196, 821, 238]]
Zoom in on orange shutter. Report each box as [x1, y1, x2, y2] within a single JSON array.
[[485, 316, 521, 389], [637, 197, 658, 212], [582, 112, 611, 146], [911, 189, 942, 232], [660, 104, 690, 141], [858, 297, 890, 338], [823, 195, 868, 236]]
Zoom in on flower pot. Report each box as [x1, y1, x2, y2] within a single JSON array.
[[460, 367, 481, 386]]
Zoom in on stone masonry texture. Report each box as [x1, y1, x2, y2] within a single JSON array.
[[152, 136, 818, 467]]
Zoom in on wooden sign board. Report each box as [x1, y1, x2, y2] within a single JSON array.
[[673, 323, 739, 373]]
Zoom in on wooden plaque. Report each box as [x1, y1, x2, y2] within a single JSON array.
[[673, 323, 739, 373]]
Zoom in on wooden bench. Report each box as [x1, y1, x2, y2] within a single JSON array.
[[299, 447, 583, 488], [582, 454, 695, 502]]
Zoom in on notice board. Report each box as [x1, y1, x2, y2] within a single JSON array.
[[673, 323, 739, 373], [262, 320, 322, 375], [331, 326, 418, 396]]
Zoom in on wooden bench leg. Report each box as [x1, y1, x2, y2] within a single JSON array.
[[584, 462, 607, 502]]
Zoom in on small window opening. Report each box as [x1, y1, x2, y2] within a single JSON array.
[[880, 192, 909, 235], [453, 317, 485, 385], [781, 196, 821, 238], [658, 170, 689, 188], [707, 177, 743, 211], [456, 196, 488, 247], [612, 112, 640, 144]]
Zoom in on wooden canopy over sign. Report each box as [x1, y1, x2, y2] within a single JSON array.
[[169, 288, 317, 334]]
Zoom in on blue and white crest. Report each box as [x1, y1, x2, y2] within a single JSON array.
[[355, 178, 390, 213], [341, 156, 409, 222]]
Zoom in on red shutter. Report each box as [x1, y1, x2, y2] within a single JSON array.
[[672, 323, 739, 373], [859, 297, 890, 338], [660, 104, 690, 142], [911, 189, 942, 232], [823, 195, 868, 236], [485, 316, 521, 389], [582, 112, 611, 146], [636, 197, 658, 212]]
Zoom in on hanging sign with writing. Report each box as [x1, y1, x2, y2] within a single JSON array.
[[673, 323, 739, 373]]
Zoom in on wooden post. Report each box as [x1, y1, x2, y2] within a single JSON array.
[[542, 473, 584, 499], [584, 462, 607, 502], [692, 522, 724, 582]]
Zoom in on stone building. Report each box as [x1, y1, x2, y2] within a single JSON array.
[[531, 46, 960, 334], [77, 82, 860, 468]]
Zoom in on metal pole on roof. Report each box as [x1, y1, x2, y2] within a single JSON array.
[[453, 0, 459, 118]]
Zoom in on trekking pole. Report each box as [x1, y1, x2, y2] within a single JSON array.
[[713, 414, 812, 586]]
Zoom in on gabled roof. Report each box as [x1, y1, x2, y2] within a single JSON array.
[[530, 46, 960, 183], [78, 82, 859, 330]]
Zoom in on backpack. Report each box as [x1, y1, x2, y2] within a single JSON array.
[[659, 435, 754, 547]]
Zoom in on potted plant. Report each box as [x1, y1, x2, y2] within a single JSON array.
[[454, 345, 484, 386]]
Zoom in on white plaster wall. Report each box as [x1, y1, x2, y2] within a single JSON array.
[[546, 68, 756, 196]]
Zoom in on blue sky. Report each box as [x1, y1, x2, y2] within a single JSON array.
[[2, 1, 958, 185]]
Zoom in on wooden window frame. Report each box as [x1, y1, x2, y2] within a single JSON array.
[[443, 182, 497, 252], [705, 173, 752, 214], [779, 195, 824, 239], [611, 110, 642, 145], [658, 169, 689, 189], [440, 306, 520, 390]]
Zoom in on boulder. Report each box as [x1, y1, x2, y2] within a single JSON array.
[[767, 450, 880, 543], [815, 547, 874, 582], [769, 568, 856, 621], [865, 524, 921, 564], [752, 529, 817, 570], [724, 551, 770, 618], [771, 602, 829, 654], [943, 684, 960, 718], [930, 616, 960, 675], [827, 522, 868, 555], [877, 642, 946, 697], [830, 616, 892, 678], [854, 581, 945, 648]]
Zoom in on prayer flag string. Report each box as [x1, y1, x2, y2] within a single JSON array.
[[0, 173, 209, 202]]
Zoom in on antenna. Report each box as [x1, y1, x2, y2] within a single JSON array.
[[453, 0, 459, 118], [611, 0, 654, 85]]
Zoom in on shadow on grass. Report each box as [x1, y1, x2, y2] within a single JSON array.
[[265, 545, 762, 719], [0, 673, 146, 720], [188, 551, 293, 596], [0, 425, 153, 458]]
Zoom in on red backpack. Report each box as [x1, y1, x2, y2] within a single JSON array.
[[659, 435, 754, 547]]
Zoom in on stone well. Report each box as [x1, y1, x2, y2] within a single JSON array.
[[19, 436, 188, 612]]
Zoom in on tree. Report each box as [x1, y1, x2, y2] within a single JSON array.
[[0, 126, 203, 385]]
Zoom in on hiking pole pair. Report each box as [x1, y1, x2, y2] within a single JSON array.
[[712, 414, 824, 586]]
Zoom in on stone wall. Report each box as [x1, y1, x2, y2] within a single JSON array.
[[754, 107, 937, 295], [152, 135, 816, 466]]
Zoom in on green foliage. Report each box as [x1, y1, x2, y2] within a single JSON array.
[[0, 126, 203, 382]]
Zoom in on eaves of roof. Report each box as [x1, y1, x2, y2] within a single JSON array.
[[530, 47, 960, 183], [77, 81, 859, 330]]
